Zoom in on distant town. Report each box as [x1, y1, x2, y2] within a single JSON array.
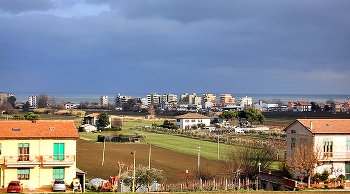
[[1, 92, 349, 114]]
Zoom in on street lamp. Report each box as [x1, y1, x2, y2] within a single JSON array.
[[131, 151, 136, 192], [197, 147, 201, 179]]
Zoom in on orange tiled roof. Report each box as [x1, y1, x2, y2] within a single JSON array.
[[175, 113, 211, 119], [296, 119, 350, 134], [0, 120, 79, 138], [85, 113, 100, 119]]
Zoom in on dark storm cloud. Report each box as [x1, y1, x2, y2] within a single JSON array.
[[0, 0, 349, 94]]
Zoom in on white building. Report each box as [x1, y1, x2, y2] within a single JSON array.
[[175, 113, 211, 129], [28, 96, 38, 108], [100, 95, 108, 106], [239, 96, 253, 107]]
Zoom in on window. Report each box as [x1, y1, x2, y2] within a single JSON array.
[[18, 143, 29, 161], [54, 143, 65, 161], [291, 138, 296, 149], [191, 120, 195, 122], [18, 168, 29, 180], [347, 141, 350, 152], [53, 168, 65, 179], [324, 141, 333, 157], [291, 130, 296, 133], [185, 120, 189, 123], [176, 119, 180, 122]]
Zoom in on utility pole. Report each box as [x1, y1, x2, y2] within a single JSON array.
[[197, 147, 201, 179], [131, 151, 136, 192], [148, 144, 151, 170]]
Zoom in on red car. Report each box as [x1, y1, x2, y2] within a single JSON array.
[[7, 181, 23, 193]]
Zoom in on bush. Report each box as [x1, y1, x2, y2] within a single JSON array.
[[320, 170, 330, 182], [12, 114, 25, 120]]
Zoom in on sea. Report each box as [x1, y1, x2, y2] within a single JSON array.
[[10, 92, 350, 105]]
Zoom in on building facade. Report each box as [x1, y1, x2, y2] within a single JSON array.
[[285, 119, 350, 181], [0, 120, 79, 189], [175, 113, 211, 129], [100, 96, 108, 106]]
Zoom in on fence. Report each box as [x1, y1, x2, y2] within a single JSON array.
[[157, 178, 259, 192]]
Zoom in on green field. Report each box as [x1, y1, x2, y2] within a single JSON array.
[[79, 128, 282, 170]]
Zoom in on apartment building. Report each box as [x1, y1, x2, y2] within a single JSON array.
[[100, 95, 108, 106], [115, 94, 132, 106], [219, 94, 235, 104], [147, 93, 161, 106], [0, 120, 79, 189], [239, 96, 252, 107], [285, 119, 350, 181], [179, 93, 202, 104]]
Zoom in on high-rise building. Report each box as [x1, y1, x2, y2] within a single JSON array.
[[147, 93, 161, 106], [28, 96, 38, 108], [239, 96, 252, 107], [179, 93, 201, 104], [220, 94, 235, 104], [115, 94, 132, 106], [202, 94, 216, 103], [161, 93, 177, 103], [100, 95, 108, 106]]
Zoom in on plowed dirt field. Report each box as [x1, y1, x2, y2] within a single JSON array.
[[77, 138, 229, 184]]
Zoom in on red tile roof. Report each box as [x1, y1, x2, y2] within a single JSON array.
[[175, 113, 211, 119], [296, 119, 350, 134], [0, 120, 79, 138]]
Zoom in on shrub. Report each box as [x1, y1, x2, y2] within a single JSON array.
[[320, 170, 330, 182], [12, 114, 25, 120]]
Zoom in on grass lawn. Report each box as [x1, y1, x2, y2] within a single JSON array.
[[79, 128, 282, 170]]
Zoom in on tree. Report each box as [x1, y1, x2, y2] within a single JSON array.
[[37, 94, 50, 108], [148, 105, 155, 119], [119, 165, 163, 192], [12, 114, 25, 120], [23, 101, 30, 111], [225, 140, 276, 179], [289, 141, 324, 188], [271, 98, 283, 107], [0, 102, 17, 114], [243, 107, 266, 126], [326, 98, 335, 104], [24, 112, 41, 120], [98, 111, 110, 128], [7, 96, 16, 108]]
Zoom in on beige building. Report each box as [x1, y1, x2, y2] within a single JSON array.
[[0, 120, 79, 189], [285, 119, 350, 181]]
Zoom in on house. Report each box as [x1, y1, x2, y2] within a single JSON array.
[[295, 101, 312, 112], [83, 113, 112, 128], [175, 113, 211, 129], [64, 102, 75, 110], [285, 119, 350, 181], [330, 102, 342, 112], [0, 120, 79, 189]]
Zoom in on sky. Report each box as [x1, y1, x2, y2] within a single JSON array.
[[1, 0, 350, 95]]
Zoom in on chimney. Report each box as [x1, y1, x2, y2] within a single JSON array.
[[310, 122, 313, 129]]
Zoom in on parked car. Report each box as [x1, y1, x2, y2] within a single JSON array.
[[7, 181, 23, 193], [52, 179, 66, 192]]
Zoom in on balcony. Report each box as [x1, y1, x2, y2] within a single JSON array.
[[41, 155, 75, 167], [321, 152, 350, 161], [4, 155, 41, 167], [2, 155, 76, 167]]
